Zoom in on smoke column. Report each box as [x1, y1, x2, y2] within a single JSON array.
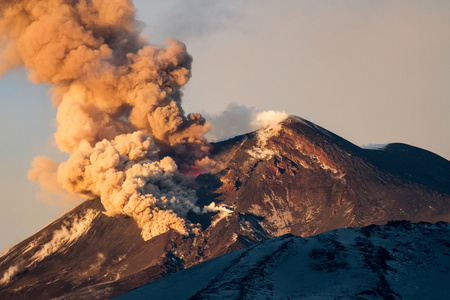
[[0, 0, 214, 240]]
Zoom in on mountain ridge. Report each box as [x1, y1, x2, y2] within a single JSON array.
[[1, 116, 449, 299], [117, 221, 450, 300]]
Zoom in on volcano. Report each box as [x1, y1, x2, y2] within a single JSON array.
[[1, 116, 449, 299]]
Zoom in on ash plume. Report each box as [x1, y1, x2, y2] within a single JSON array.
[[28, 156, 82, 207], [0, 0, 213, 239]]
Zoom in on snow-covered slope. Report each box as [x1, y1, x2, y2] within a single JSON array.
[[118, 221, 450, 300]]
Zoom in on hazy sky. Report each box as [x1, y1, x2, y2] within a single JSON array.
[[1, 0, 449, 250]]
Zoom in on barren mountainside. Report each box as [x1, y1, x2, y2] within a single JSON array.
[[1, 116, 449, 299]]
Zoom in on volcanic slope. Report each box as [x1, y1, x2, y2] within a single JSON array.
[[1, 116, 449, 299], [118, 221, 450, 300], [208, 116, 450, 238]]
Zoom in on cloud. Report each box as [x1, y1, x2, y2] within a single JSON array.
[[138, 0, 237, 43], [204, 103, 288, 142], [203, 103, 258, 141]]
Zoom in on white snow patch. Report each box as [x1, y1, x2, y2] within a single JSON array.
[[210, 211, 232, 227], [118, 223, 450, 300], [225, 233, 239, 248], [246, 147, 277, 160], [319, 163, 338, 174], [309, 155, 339, 174], [20, 239, 40, 256], [297, 159, 311, 169], [0, 264, 20, 285], [361, 143, 389, 150], [30, 209, 99, 264], [0, 239, 39, 260]]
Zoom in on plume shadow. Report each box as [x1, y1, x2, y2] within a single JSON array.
[[187, 173, 223, 230]]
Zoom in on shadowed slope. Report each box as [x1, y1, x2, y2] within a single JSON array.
[[118, 221, 450, 300]]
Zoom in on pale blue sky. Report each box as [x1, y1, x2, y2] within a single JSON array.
[[1, 0, 449, 251]]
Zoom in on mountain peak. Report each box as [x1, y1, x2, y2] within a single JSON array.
[[1, 116, 449, 299]]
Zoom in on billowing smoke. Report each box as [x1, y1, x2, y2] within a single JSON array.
[[0, 0, 213, 239], [57, 131, 203, 239]]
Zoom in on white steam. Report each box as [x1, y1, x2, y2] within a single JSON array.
[[251, 110, 290, 131], [205, 103, 289, 142], [246, 110, 288, 160]]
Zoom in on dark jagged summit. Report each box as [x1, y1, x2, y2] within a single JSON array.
[[1, 116, 449, 299]]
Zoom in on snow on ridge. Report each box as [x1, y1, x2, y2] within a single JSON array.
[[0, 264, 20, 286], [29, 209, 100, 265], [361, 143, 389, 150], [246, 147, 277, 160], [117, 221, 450, 300]]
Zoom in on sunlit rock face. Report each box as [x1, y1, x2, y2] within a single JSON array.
[[1, 116, 450, 299], [210, 116, 450, 238]]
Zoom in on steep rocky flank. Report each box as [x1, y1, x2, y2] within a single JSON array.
[[209, 116, 450, 238], [1, 116, 449, 299]]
